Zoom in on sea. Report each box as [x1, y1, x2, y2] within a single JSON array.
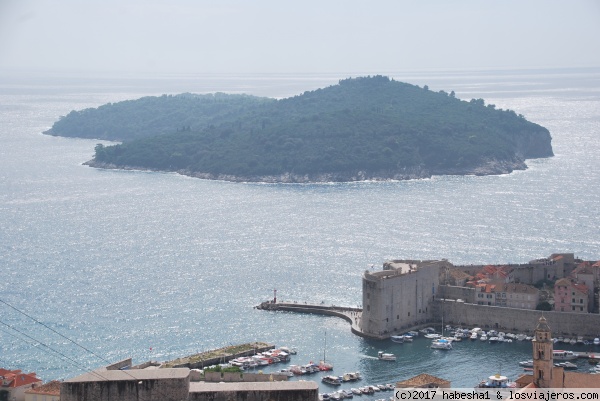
[[1, 68, 600, 397]]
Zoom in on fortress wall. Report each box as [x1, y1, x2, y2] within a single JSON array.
[[434, 300, 600, 337], [439, 285, 475, 303]]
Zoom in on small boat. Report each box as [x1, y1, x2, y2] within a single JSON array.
[[476, 374, 516, 388], [322, 375, 342, 386], [386, 384, 395, 390], [519, 360, 533, 367], [576, 336, 585, 345], [594, 338, 600, 346], [407, 331, 419, 337], [569, 338, 577, 345], [276, 369, 294, 377], [378, 351, 396, 361], [470, 332, 478, 340], [516, 334, 527, 341], [342, 372, 361, 382], [480, 334, 488, 341], [431, 338, 453, 350], [403, 335, 414, 342], [555, 362, 578, 370], [553, 350, 579, 360], [351, 388, 362, 395], [424, 333, 441, 339], [391, 335, 405, 343], [377, 384, 386, 391], [360, 386, 374, 394], [488, 336, 500, 343]]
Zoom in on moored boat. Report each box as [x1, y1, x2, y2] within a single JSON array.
[[391, 335, 405, 343], [322, 375, 342, 386], [431, 338, 453, 350], [476, 374, 515, 388], [553, 350, 578, 360]]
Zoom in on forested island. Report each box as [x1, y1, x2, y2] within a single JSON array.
[[45, 76, 554, 183]]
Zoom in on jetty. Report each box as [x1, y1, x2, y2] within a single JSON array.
[[162, 342, 275, 369], [256, 300, 364, 337]]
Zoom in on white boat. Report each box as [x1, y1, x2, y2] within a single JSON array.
[[351, 388, 362, 395], [594, 338, 600, 345], [516, 334, 527, 341], [403, 335, 414, 342], [431, 338, 453, 350], [470, 332, 478, 340], [480, 334, 488, 341], [476, 374, 515, 388], [322, 375, 342, 386], [553, 350, 578, 360], [488, 336, 500, 343], [276, 369, 294, 377], [519, 360, 533, 367], [424, 333, 441, 339], [391, 335, 405, 343], [407, 331, 419, 337], [377, 351, 396, 361]]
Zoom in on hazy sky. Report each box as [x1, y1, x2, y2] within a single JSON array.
[[1, 0, 599, 75]]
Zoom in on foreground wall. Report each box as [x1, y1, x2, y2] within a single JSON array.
[[189, 381, 318, 401], [434, 300, 600, 337]]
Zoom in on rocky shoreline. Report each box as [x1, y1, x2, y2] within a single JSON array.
[[84, 157, 529, 184]]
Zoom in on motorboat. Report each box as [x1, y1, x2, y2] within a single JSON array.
[[480, 334, 488, 341], [553, 350, 579, 360], [403, 335, 414, 342], [431, 338, 453, 350], [594, 338, 600, 346], [378, 351, 396, 361], [476, 374, 515, 388], [470, 332, 478, 340], [391, 335, 405, 343], [322, 375, 342, 385], [519, 360, 533, 367], [424, 333, 441, 339], [342, 372, 361, 382], [555, 362, 578, 370]]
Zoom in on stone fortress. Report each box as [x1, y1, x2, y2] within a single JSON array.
[[360, 253, 600, 339]]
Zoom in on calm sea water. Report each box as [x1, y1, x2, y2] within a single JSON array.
[[1, 69, 600, 396]]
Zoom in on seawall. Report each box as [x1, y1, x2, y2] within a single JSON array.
[[434, 299, 600, 337]]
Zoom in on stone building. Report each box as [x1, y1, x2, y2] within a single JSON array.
[[475, 283, 539, 309], [554, 278, 588, 313], [517, 316, 600, 388], [361, 259, 448, 338], [0, 369, 42, 401], [24, 380, 61, 401]]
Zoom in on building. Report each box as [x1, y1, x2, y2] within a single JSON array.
[[0, 369, 42, 401], [24, 380, 61, 401], [516, 316, 600, 389], [361, 259, 448, 338], [553, 278, 588, 313], [395, 373, 450, 389], [474, 283, 539, 309], [60, 359, 318, 401]]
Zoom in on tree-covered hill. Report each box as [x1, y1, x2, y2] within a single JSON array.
[[47, 76, 554, 182]]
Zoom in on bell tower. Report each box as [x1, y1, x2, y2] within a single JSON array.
[[532, 315, 553, 388]]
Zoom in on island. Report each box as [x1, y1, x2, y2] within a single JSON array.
[[45, 75, 554, 183]]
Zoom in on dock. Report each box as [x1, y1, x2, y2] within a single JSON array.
[[162, 342, 275, 369]]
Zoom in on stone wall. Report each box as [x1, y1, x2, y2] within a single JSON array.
[[204, 372, 288, 382], [439, 285, 475, 303], [433, 299, 600, 337], [61, 376, 190, 401], [189, 381, 318, 401]]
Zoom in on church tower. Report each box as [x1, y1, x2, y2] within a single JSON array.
[[532, 316, 553, 388]]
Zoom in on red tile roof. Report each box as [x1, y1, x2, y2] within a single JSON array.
[[25, 380, 61, 396], [0, 368, 41, 388]]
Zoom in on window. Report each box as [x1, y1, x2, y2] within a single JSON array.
[[580, 299, 584, 304]]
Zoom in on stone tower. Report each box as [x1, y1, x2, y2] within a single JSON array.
[[532, 315, 553, 388]]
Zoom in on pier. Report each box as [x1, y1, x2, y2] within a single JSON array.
[[162, 342, 275, 369], [256, 300, 370, 338]]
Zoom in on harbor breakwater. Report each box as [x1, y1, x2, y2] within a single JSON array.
[[257, 300, 600, 339]]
